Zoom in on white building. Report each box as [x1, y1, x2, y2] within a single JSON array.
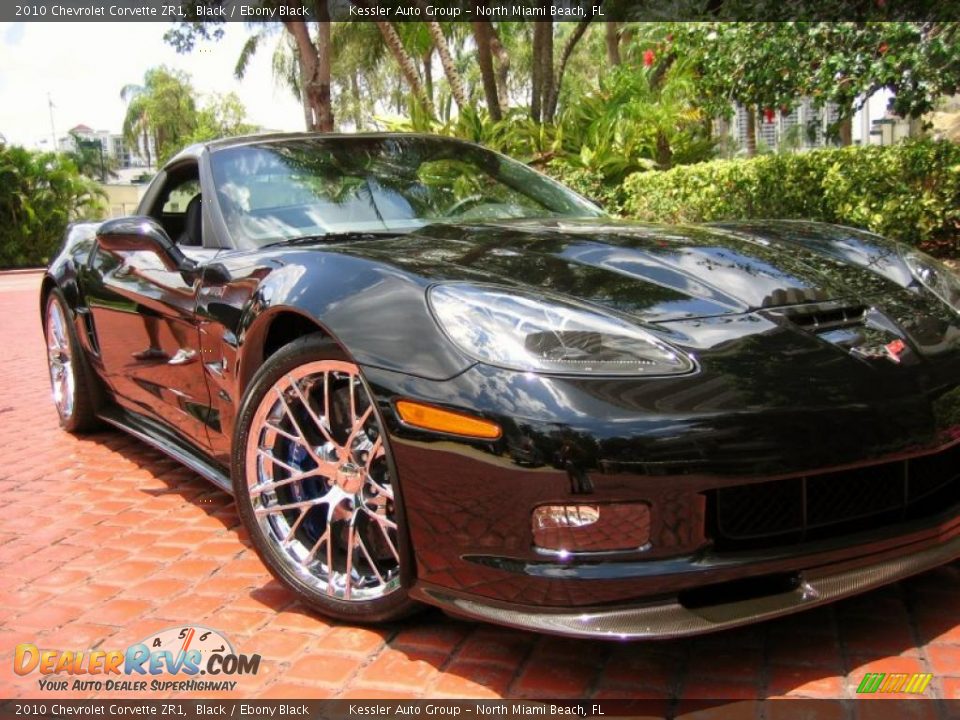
[[725, 100, 844, 153], [723, 92, 921, 153], [57, 124, 154, 169]]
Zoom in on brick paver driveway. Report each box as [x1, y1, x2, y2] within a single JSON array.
[[1, 271, 957, 711]]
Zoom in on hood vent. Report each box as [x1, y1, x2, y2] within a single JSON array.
[[767, 302, 868, 332]]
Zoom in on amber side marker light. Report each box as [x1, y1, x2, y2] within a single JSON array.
[[395, 400, 502, 440]]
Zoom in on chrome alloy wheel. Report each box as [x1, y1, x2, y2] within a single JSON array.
[[245, 360, 401, 601], [45, 299, 75, 421]]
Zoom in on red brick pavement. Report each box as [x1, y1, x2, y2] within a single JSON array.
[[0, 272, 957, 711]]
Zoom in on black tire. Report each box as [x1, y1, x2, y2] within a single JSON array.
[[43, 288, 101, 433], [232, 334, 419, 623]]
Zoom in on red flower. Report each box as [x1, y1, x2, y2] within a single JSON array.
[[763, 108, 776, 124], [878, 42, 889, 55], [643, 49, 656, 68]]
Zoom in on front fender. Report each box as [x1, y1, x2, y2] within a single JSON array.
[[40, 221, 101, 316], [210, 250, 475, 395]]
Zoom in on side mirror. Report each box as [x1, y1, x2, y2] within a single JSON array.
[[96, 216, 196, 274]]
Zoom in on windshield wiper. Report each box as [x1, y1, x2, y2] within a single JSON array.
[[262, 231, 400, 249]]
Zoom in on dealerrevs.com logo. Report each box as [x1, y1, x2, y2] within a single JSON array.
[[14, 626, 261, 693]]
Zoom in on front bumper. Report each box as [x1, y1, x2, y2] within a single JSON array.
[[361, 351, 960, 636], [416, 527, 960, 639]]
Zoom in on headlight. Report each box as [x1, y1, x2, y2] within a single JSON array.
[[428, 283, 695, 376], [900, 247, 960, 312]]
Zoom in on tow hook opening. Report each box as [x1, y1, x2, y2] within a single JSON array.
[[678, 572, 802, 609]]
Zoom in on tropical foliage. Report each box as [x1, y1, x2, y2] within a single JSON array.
[[184, 92, 258, 146], [121, 67, 257, 165], [161, 18, 960, 258], [0, 143, 104, 268], [667, 22, 960, 151], [622, 139, 960, 255]]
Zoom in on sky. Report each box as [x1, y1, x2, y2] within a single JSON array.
[[0, 21, 305, 148]]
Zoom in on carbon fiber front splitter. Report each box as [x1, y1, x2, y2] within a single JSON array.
[[415, 532, 960, 640]]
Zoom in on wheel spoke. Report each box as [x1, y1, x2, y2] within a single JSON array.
[[256, 447, 303, 475], [263, 420, 303, 445], [344, 516, 356, 600], [302, 526, 330, 565], [282, 510, 309, 546], [287, 374, 337, 446], [361, 507, 400, 562], [356, 532, 385, 585], [343, 406, 374, 463], [362, 505, 398, 531], [250, 469, 323, 497], [350, 375, 357, 426], [254, 498, 319, 516], [325, 520, 335, 596], [273, 387, 325, 463]]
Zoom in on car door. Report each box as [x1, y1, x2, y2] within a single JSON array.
[[82, 160, 217, 451]]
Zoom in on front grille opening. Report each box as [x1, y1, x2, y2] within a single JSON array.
[[709, 443, 960, 551], [679, 572, 801, 609]]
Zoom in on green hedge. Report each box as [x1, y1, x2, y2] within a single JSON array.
[[544, 163, 630, 215], [621, 140, 960, 256], [0, 144, 104, 268]]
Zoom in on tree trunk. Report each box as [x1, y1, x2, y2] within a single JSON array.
[[472, 17, 501, 121], [539, 19, 554, 122], [605, 22, 621, 66], [530, 23, 544, 123], [350, 71, 362, 129], [531, 20, 553, 123], [745, 105, 757, 157], [284, 18, 333, 131], [141, 126, 151, 169], [839, 115, 853, 146], [375, 20, 435, 116], [314, 3, 333, 132], [297, 55, 312, 131], [422, 49, 433, 107], [655, 131, 673, 168], [545, 14, 593, 121], [489, 23, 510, 111], [422, 17, 468, 110]]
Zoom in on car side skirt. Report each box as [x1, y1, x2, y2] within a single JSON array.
[[99, 407, 232, 494]]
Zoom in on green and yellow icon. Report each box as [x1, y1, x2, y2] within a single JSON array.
[[856, 672, 933, 695]]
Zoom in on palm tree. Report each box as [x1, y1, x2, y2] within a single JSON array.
[[373, 20, 434, 115], [418, 15, 468, 110], [472, 18, 501, 121], [120, 84, 152, 169], [120, 67, 198, 165]]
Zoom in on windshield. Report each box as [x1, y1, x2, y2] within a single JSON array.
[[208, 136, 604, 247]]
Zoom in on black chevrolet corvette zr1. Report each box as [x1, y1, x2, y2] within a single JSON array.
[[40, 133, 960, 638]]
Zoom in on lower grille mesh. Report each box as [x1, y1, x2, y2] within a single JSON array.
[[712, 443, 960, 549]]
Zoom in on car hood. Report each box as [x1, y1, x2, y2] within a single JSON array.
[[331, 218, 914, 323]]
